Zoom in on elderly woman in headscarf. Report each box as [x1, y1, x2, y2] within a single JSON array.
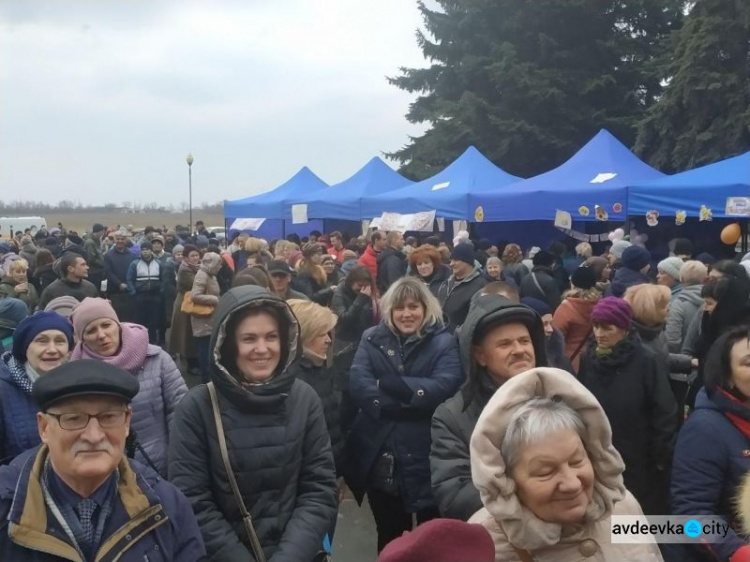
[[191, 251, 223, 383], [469, 367, 663, 561]]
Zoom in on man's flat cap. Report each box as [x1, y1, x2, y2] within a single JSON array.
[[32, 360, 140, 411]]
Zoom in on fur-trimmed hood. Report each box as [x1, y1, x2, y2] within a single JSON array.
[[470, 367, 627, 552]]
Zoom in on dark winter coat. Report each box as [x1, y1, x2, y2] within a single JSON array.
[[0, 353, 39, 465], [607, 266, 649, 298], [672, 387, 750, 561], [519, 266, 562, 310], [0, 446, 206, 562], [331, 282, 376, 351], [430, 296, 548, 521], [168, 286, 338, 562], [437, 268, 488, 332], [30, 264, 57, 295], [417, 264, 451, 298], [346, 321, 463, 512], [576, 332, 677, 515], [502, 262, 528, 287], [105, 247, 137, 294], [631, 320, 694, 376], [38, 277, 99, 309], [376, 247, 407, 293], [293, 270, 334, 306], [546, 327, 573, 373], [288, 356, 346, 476]]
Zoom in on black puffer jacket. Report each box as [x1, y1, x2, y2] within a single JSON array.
[[168, 286, 337, 562], [429, 295, 547, 520], [376, 247, 407, 293], [331, 282, 375, 351], [288, 355, 346, 477]]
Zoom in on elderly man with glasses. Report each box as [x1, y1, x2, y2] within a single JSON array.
[[0, 360, 205, 561]]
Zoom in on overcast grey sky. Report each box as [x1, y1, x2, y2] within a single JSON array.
[[0, 1, 427, 206]]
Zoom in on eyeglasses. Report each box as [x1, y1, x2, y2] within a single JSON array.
[[45, 410, 129, 431]]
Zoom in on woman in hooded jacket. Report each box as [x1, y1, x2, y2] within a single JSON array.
[[168, 286, 338, 562], [672, 327, 750, 562], [346, 277, 463, 553], [576, 297, 677, 516], [469, 367, 663, 561], [191, 251, 222, 383], [69, 297, 187, 477]]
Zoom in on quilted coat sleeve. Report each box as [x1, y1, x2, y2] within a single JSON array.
[[158, 350, 188, 431], [271, 385, 338, 562], [399, 333, 463, 411], [168, 389, 254, 561], [672, 412, 747, 561], [430, 401, 483, 521], [349, 332, 401, 420]]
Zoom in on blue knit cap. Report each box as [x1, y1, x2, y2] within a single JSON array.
[[12, 311, 74, 363]]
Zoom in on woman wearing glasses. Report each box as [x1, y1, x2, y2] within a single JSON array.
[[68, 297, 187, 477], [0, 311, 73, 464]]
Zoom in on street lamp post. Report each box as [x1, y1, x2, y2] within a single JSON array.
[[186, 153, 194, 235]]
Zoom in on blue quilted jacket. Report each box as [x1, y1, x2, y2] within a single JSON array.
[[0, 353, 40, 465]]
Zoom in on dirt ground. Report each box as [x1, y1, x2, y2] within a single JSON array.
[[40, 210, 226, 234]]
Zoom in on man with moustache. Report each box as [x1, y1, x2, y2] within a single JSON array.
[[0, 360, 205, 561], [430, 295, 549, 521]]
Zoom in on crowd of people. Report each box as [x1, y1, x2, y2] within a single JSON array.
[[1, 220, 750, 561]]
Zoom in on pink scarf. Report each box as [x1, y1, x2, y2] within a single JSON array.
[[71, 322, 149, 373]]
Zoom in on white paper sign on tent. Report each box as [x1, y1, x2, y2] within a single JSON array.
[[590, 172, 618, 183], [374, 211, 436, 232], [726, 197, 750, 217], [554, 210, 572, 229], [432, 181, 450, 191], [291, 204, 308, 224], [229, 218, 266, 231]]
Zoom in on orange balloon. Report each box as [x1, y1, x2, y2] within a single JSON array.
[[720, 223, 741, 245]]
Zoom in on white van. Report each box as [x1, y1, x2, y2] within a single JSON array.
[[0, 216, 47, 239]]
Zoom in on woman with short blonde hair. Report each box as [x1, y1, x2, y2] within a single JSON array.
[[666, 260, 708, 353], [0, 258, 38, 312], [348, 276, 462, 552], [624, 284, 670, 327]]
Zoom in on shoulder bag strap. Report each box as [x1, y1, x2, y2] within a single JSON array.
[[530, 272, 546, 298], [570, 328, 593, 362], [207, 382, 267, 562]]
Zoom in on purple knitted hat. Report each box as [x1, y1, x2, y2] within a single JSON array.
[[590, 297, 633, 330]]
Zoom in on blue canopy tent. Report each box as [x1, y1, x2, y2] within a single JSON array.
[[628, 152, 750, 218], [224, 167, 332, 240], [292, 156, 413, 221], [469, 129, 665, 222], [361, 146, 520, 220]]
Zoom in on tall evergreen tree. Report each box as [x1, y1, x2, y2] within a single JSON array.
[[635, 0, 750, 172], [388, 0, 684, 180]]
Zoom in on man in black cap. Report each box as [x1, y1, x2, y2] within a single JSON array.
[[268, 260, 309, 301], [83, 223, 106, 295], [437, 242, 487, 332], [126, 241, 162, 344], [430, 295, 548, 520], [0, 360, 205, 560]]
